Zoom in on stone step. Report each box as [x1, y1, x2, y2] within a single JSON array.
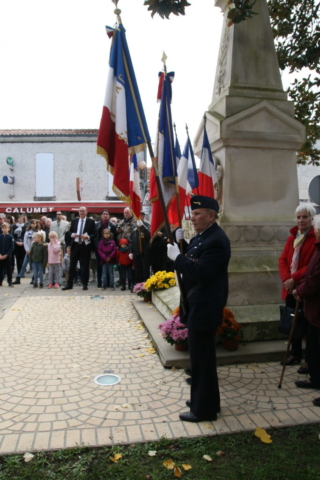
[[133, 299, 302, 368], [152, 287, 286, 343]]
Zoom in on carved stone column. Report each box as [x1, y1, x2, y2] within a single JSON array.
[[194, 0, 306, 333]]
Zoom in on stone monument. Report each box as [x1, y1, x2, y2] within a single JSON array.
[[194, 0, 306, 338]]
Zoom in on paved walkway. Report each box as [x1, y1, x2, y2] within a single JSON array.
[[0, 281, 320, 454]]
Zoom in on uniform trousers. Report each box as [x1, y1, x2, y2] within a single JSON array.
[[306, 322, 320, 388], [68, 243, 91, 287], [189, 328, 220, 418]]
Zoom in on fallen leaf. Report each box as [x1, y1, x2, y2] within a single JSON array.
[[110, 453, 122, 463], [139, 354, 145, 357], [171, 366, 176, 371], [255, 427, 272, 443], [146, 348, 156, 354], [254, 428, 267, 438], [174, 466, 183, 478], [203, 455, 213, 462], [182, 463, 192, 470], [216, 451, 225, 456], [163, 459, 175, 469], [260, 434, 272, 444], [121, 403, 131, 409], [23, 453, 34, 463], [148, 450, 157, 456]]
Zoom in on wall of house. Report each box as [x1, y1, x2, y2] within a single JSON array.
[[0, 140, 112, 202]]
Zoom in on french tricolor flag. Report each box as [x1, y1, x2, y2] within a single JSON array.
[[198, 123, 217, 198], [129, 152, 142, 219], [97, 23, 150, 204]]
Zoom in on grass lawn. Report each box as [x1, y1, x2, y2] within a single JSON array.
[[1, 423, 320, 480]]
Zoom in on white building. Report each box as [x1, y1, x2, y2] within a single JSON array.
[[0, 129, 129, 218]]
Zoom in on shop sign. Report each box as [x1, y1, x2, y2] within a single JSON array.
[[5, 207, 55, 214]]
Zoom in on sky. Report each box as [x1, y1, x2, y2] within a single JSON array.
[[0, 0, 297, 158], [0, 0, 223, 148]]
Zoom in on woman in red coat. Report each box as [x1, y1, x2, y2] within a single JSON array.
[[293, 215, 320, 406], [278, 203, 316, 367]]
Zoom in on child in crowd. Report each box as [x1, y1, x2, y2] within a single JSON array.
[[29, 233, 47, 288], [98, 229, 117, 291], [116, 238, 133, 291], [0, 222, 14, 287], [47, 231, 62, 288]]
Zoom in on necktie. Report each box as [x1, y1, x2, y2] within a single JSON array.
[[79, 219, 84, 243]]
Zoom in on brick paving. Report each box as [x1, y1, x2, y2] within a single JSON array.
[[0, 281, 320, 454]]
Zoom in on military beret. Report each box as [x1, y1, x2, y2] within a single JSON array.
[[190, 195, 219, 213]]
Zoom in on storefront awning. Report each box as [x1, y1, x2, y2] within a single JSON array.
[[0, 201, 129, 215]]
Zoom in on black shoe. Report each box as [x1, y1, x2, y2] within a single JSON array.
[[184, 368, 192, 377], [185, 400, 221, 413], [281, 356, 301, 366], [39, 284, 44, 288], [313, 397, 320, 407], [62, 285, 73, 291], [33, 283, 38, 288], [83, 285, 88, 290], [8, 282, 13, 287], [12, 277, 21, 285], [179, 411, 217, 423], [295, 380, 319, 389], [30, 279, 34, 285], [121, 286, 126, 291], [97, 283, 102, 288], [297, 367, 309, 374], [186, 378, 192, 386]]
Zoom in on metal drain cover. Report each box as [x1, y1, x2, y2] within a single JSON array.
[[90, 295, 104, 300], [94, 374, 121, 386]]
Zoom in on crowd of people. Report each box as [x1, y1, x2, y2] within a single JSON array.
[[1, 199, 320, 417], [0, 207, 173, 291]]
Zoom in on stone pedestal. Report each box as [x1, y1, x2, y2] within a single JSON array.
[[194, 0, 306, 330]]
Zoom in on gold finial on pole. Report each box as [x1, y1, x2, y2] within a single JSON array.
[[112, 0, 121, 19], [161, 51, 167, 74]]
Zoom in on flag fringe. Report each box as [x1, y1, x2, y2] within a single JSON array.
[[112, 184, 131, 205], [150, 220, 165, 242], [129, 142, 146, 156]]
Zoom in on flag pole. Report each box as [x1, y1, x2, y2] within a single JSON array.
[[173, 123, 183, 229]]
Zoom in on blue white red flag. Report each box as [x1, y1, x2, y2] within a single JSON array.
[[198, 124, 217, 197], [167, 138, 190, 226], [150, 71, 177, 237], [129, 152, 142, 219], [185, 134, 199, 193], [97, 23, 150, 203], [174, 133, 181, 169]]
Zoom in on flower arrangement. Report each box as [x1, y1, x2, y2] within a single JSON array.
[[132, 282, 150, 298], [144, 271, 176, 292], [159, 307, 188, 346], [216, 308, 243, 342]]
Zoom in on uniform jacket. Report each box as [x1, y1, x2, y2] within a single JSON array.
[[0, 233, 14, 257], [98, 239, 117, 264], [30, 242, 47, 267], [69, 217, 96, 248], [279, 226, 316, 300], [47, 239, 62, 264], [174, 222, 231, 332], [296, 242, 320, 327], [130, 223, 150, 255]]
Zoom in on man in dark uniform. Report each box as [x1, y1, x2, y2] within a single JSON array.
[[167, 196, 231, 422]]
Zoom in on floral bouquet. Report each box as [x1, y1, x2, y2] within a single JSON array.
[[145, 271, 176, 292], [216, 308, 243, 341], [159, 307, 188, 346], [132, 282, 149, 298]]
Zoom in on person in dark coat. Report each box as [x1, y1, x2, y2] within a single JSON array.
[[167, 196, 231, 422], [62, 207, 96, 291], [94, 210, 117, 288], [0, 222, 15, 286], [293, 215, 320, 406]]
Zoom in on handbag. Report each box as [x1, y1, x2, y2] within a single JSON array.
[[278, 305, 305, 338]]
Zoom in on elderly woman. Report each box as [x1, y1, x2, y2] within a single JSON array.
[[293, 214, 320, 405], [279, 203, 316, 367]]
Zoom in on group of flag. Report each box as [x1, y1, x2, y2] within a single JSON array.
[[97, 20, 218, 238]]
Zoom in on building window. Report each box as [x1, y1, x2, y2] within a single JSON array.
[[34, 153, 55, 200]]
